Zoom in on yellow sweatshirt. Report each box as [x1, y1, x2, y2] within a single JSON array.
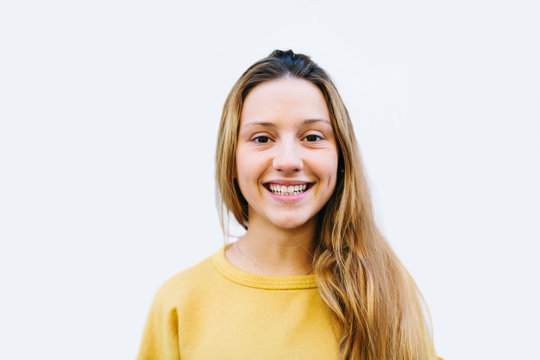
[[137, 245, 443, 359], [136, 244, 339, 359]]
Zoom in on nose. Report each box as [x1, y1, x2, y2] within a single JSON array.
[[272, 140, 303, 173]]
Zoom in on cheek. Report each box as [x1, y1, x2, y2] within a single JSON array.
[[235, 151, 262, 192], [311, 151, 339, 187], [235, 154, 248, 190]]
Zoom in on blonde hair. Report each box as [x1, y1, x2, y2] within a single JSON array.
[[215, 50, 438, 360]]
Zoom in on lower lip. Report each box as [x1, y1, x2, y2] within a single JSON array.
[[265, 186, 312, 203]]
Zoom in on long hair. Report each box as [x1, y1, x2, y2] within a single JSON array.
[[215, 50, 438, 360]]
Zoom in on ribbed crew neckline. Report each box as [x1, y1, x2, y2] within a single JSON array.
[[211, 244, 318, 290]]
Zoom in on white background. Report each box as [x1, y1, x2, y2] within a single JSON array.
[[1, 0, 539, 359]]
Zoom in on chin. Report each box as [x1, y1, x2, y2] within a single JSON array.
[[268, 214, 314, 231]]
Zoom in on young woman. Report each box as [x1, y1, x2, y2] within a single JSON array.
[[137, 50, 441, 360]]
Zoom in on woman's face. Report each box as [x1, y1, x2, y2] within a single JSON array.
[[235, 77, 339, 231]]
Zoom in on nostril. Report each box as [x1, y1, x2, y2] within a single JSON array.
[[272, 158, 303, 172]]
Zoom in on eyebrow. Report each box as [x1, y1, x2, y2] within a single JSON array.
[[242, 119, 331, 128]]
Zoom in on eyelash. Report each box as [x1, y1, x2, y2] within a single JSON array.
[[253, 136, 271, 144], [251, 134, 324, 144], [304, 134, 322, 142]]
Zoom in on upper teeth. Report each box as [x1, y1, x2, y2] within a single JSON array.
[[268, 184, 308, 195]]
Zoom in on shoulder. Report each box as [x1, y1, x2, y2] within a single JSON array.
[[137, 252, 221, 360], [151, 251, 219, 308]]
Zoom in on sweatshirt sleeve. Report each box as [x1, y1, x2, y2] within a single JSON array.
[[136, 286, 181, 360]]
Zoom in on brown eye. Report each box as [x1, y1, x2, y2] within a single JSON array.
[[305, 134, 322, 142], [254, 136, 270, 144]]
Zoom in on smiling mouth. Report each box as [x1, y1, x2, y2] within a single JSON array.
[[264, 183, 313, 196]]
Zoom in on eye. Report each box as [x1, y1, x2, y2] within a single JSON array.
[[304, 134, 322, 142], [253, 136, 271, 144]]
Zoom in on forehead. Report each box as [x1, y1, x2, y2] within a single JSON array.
[[240, 77, 330, 126]]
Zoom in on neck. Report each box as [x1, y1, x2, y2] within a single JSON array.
[[236, 216, 316, 276]]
